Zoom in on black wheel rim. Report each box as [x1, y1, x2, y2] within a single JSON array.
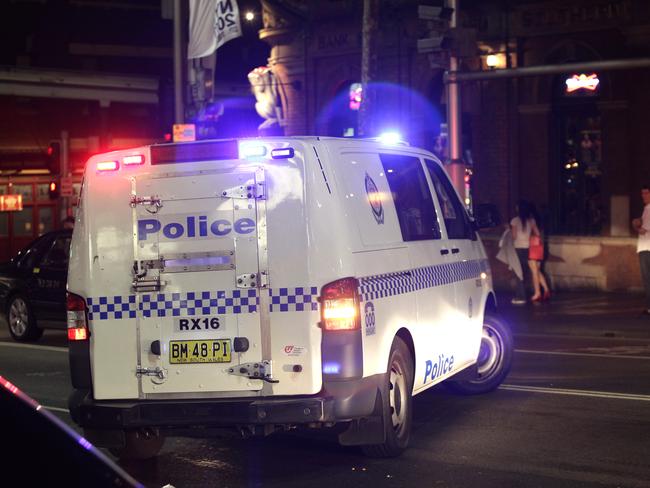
[[9, 298, 29, 337]]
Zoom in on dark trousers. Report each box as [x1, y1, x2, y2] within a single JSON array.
[[515, 248, 530, 300], [640, 251, 650, 309]]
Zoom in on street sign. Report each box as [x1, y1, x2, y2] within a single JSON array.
[[60, 177, 73, 197], [0, 194, 23, 212], [173, 124, 196, 142]]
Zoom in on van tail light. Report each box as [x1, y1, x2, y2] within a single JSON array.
[[67, 293, 89, 341], [320, 278, 360, 331]]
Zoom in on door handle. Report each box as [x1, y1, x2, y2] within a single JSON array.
[[440, 249, 450, 255], [451, 248, 460, 254]]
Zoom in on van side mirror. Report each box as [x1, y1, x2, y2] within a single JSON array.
[[473, 203, 501, 229]]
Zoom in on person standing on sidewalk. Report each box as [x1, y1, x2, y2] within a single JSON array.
[[632, 184, 650, 315], [528, 203, 551, 303], [510, 200, 537, 305]]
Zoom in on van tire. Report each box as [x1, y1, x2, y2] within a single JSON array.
[[109, 429, 165, 460], [448, 313, 512, 395], [361, 337, 413, 458], [7, 294, 43, 342]]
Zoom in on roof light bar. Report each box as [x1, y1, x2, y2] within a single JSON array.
[[123, 154, 145, 166], [377, 132, 403, 145], [96, 160, 119, 172], [239, 143, 267, 159], [271, 148, 295, 159]]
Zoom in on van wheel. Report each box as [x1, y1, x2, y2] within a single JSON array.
[[362, 337, 413, 458], [7, 295, 43, 342], [448, 314, 512, 395], [109, 429, 165, 460]]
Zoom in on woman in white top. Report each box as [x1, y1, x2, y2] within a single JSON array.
[[509, 200, 538, 304]]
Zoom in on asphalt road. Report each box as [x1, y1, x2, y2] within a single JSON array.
[[1, 293, 650, 488]]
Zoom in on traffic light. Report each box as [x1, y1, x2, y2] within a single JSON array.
[[417, 4, 476, 59], [47, 141, 61, 174], [49, 180, 60, 200]]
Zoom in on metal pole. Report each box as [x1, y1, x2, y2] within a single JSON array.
[[60, 130, 69, 220], [173, 0, 184, 124], [446, 57, 650, 83], [445, 0, 465, 198]]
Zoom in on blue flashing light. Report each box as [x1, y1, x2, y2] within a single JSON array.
[[271, 147, 295, 159], [378, 131, 402, 145], [323, 362, 341, 374], [239, 143, 267, 159]]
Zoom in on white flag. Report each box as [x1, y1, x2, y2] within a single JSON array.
[[188, 0, 243, 59]]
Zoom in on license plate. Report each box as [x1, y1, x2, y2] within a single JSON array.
[[169, 339, 231, 364]]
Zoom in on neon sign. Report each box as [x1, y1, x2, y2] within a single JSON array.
[[565, 73, 599, 93], [349, 83, 362, 110]]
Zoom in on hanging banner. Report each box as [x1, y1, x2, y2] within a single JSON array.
[[188, 0, 242, 59], [215, 0, 242, 50]]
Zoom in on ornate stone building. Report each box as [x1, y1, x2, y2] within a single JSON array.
[[256, 0, 650, 291]]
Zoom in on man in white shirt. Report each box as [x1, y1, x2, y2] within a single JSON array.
[[632, 184, 650, 315]]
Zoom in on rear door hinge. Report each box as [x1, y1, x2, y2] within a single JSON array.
[[130, 195, 163, 211], [227, 360, 278, 383], [136, 366, 167, 381]]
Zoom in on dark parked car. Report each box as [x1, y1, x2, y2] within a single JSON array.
[[0, 229, 71, 341]]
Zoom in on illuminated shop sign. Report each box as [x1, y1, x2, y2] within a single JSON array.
[[565, 73, 600, 94], [0, 194, 23, 212]]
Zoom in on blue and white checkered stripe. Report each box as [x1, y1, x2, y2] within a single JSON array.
[[87, 287, 320, 320], [87, 259, 488, 320], [87, 289, 259, 321], [269, 287, 319, 312], [358, 271, 414, 301], [359, 259, 487, 302]]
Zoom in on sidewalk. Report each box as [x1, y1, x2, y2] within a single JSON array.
[[497, 290, 650, 339]]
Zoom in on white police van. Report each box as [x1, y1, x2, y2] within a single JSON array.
[[67, 136, 512, 459]]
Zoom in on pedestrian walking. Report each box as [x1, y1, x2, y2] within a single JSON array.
[[528, 203, 551, 303], [632, 183, 650, 315], [509, 200, 537, 305]]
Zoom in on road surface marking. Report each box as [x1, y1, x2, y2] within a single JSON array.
[[515, 348, 650, 360], [515, 332, 650, 343], [0, 342, 66, 353], [43, 405, 69, 413], [500, 384, 650, 402]]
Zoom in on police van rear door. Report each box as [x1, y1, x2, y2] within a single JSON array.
[[132, 150, 265, 396]]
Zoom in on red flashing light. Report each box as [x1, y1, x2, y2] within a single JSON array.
[[164, 133, 172, 142], [320, 277, 361, 331]]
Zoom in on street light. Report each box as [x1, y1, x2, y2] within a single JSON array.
[[244, 11, 255, 22], [486, 54, 499, 69]]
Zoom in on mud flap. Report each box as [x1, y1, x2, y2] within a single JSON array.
[[338, 389, 386, 446]]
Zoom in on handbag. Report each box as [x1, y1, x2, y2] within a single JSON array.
[[529, 234, 544, 260]]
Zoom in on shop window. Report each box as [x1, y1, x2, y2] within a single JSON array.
[[557, 115, 603, 235], [0, 213, 7, 237], [12, 207, 33, 236], [11, 184, 33, 203], [37, 183, 51, 201], [0, 185, 7, 195], [38, 207, 54, 235]]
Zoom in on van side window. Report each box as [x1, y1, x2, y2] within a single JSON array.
[[425, 159, 474, 240], [380, 154, 441, 241]]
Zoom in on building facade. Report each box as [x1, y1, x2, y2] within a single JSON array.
[[257, 0, 650, 291]]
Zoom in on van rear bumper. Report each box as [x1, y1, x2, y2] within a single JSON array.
[[68, 373, 385, 430]]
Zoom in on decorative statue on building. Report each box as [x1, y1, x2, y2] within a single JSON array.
[[248, 66, 285, 136]]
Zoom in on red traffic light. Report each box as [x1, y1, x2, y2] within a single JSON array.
[[48, 180, 60, 199]]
